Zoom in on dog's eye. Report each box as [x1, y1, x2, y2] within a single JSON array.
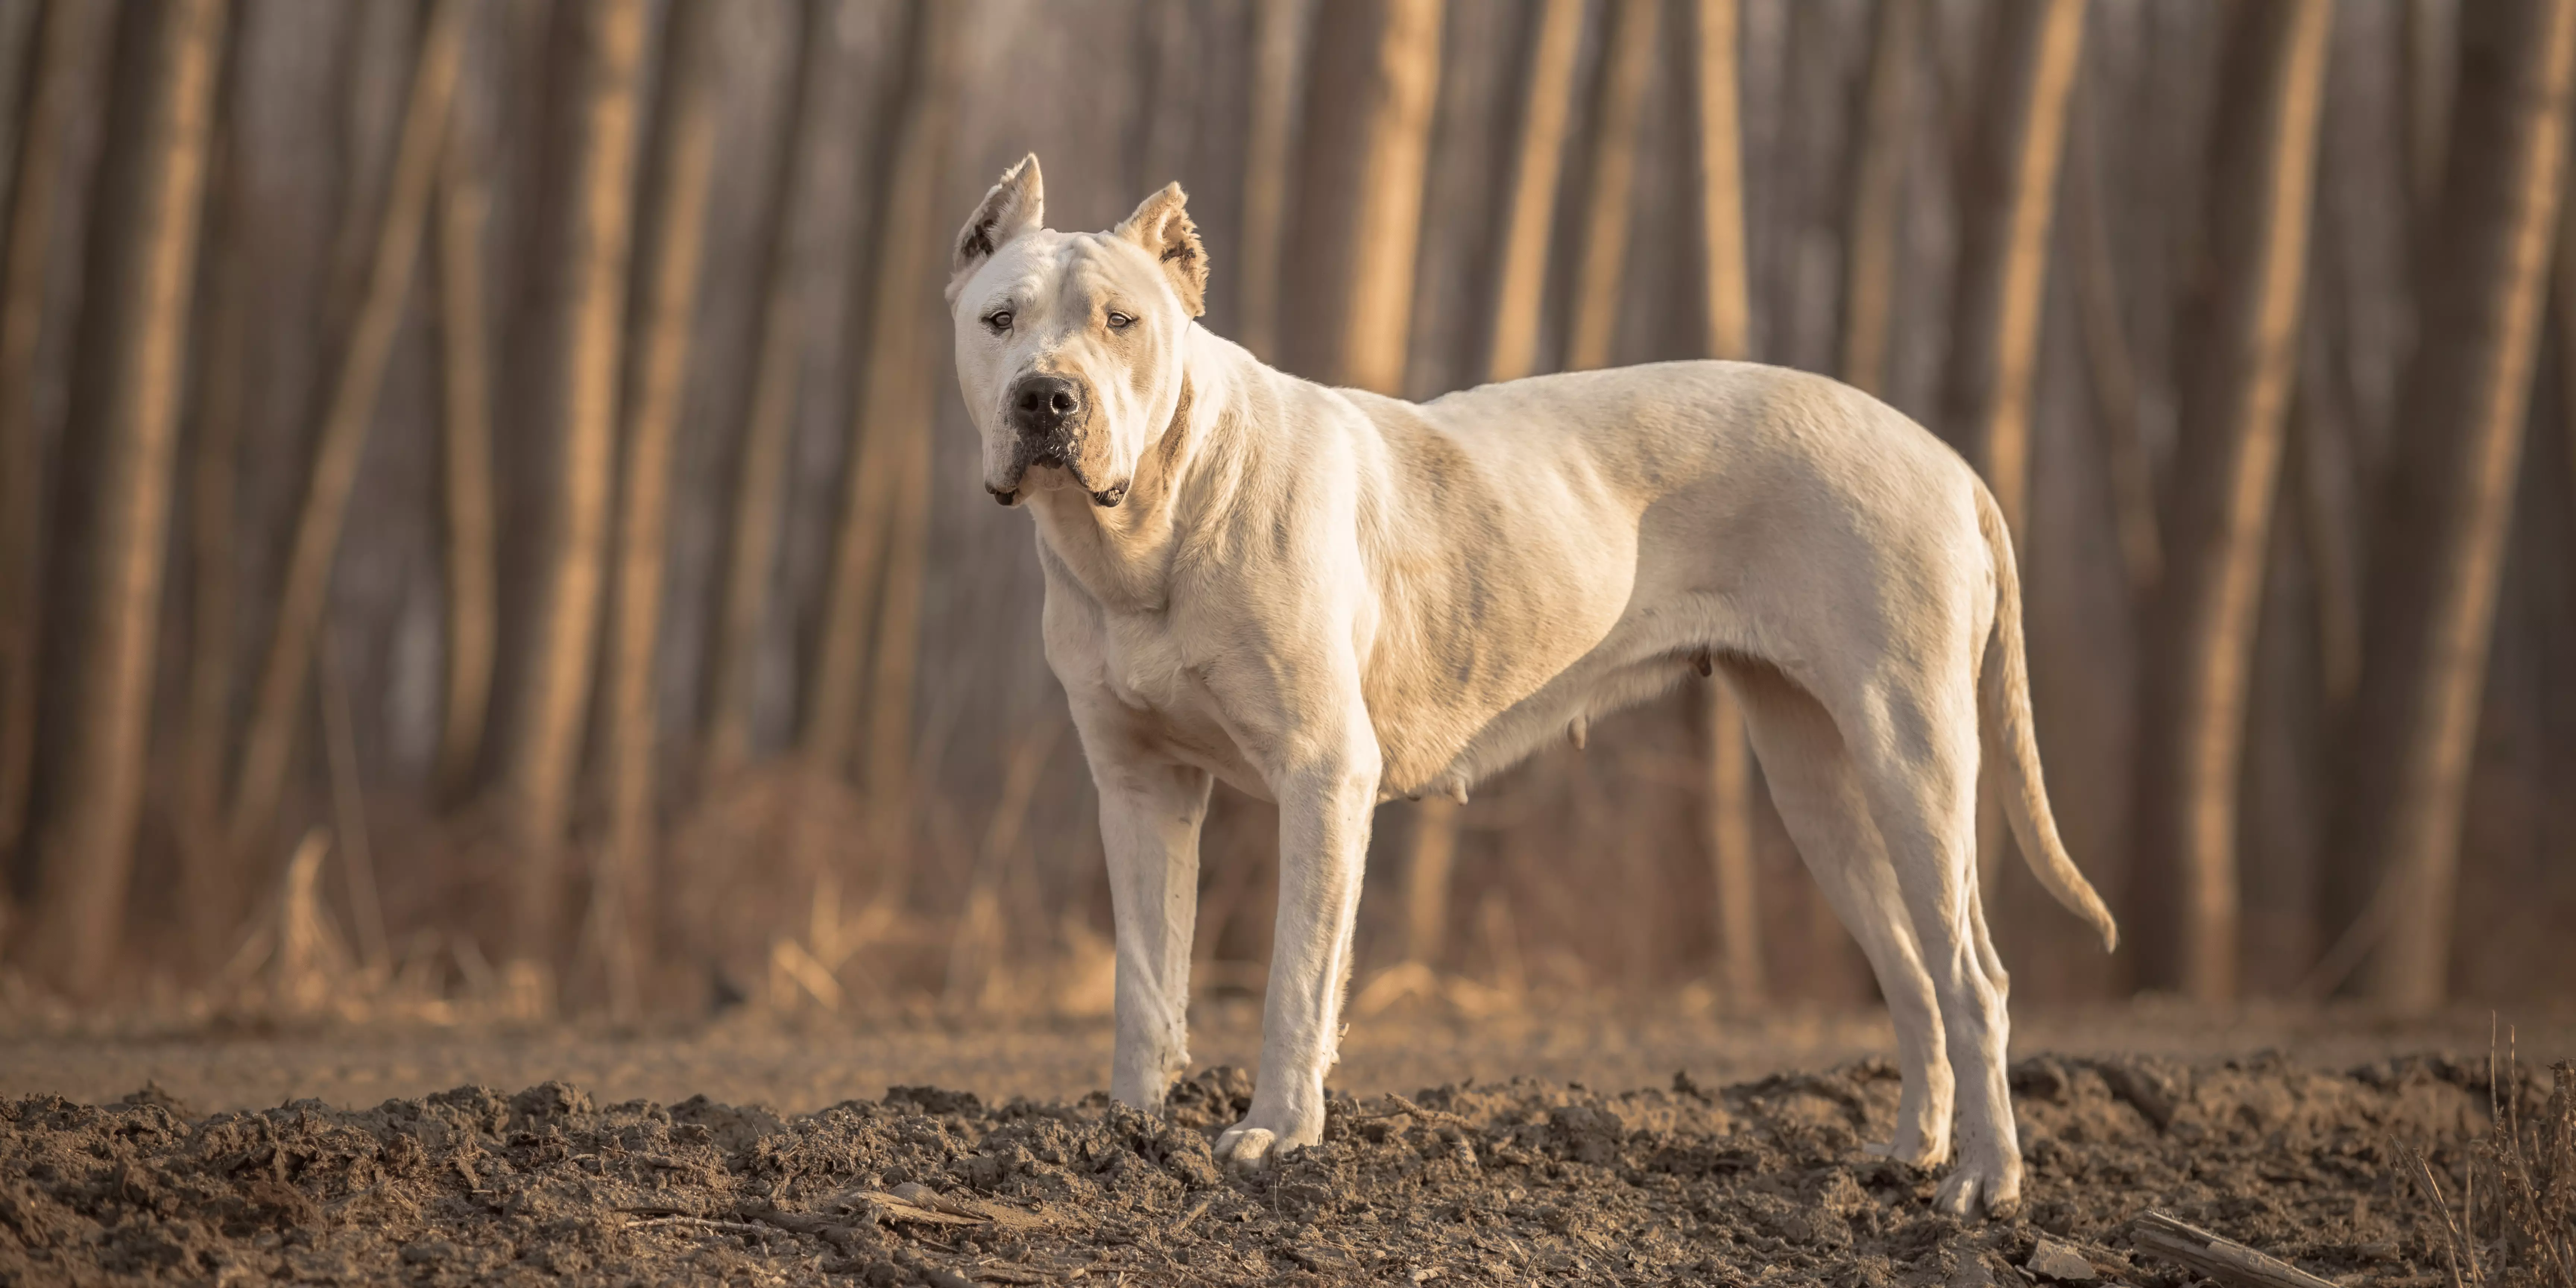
[[984, 310, 1013, 333], [1106, 310, 1134, 331]]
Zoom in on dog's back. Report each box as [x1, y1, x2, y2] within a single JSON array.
[[1309, 360, 1991, 798]]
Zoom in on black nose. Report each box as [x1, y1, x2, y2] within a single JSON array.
[[1008, 375, 1084, 445]]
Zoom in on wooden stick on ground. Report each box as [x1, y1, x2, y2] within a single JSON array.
[[2128, 1210, 2343, 1288]]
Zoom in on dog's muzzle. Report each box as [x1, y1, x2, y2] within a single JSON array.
[[1008, 374, 1085, 461], [993, 373, 1124, 507]]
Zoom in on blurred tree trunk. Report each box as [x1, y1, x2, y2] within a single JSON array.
[[0, 0, 38, 272], [1399, 797, 1456, 968], [2065, 71, 2159, 595], [315, 617, 385, 969], [1942, 0, 2081, 894], [14, 0, 227, 992], [2562, 145, 2576, 539], [1693, 0, 1748, 366], [1132, 0, 1200, 201], [593, 0, 717, 1021], [435, 57, 496, 802], [227, 0, 466, 868], [806, 0, 932, 775], [1839, 0, 1917, 398], [0, 0, 110, 877], [1481, 0, 1579, 386], [1943, 0, 2083, 538], [1404, 0, 1582, 971], [1693, 0, 1758, 1010], [2334, 0, 2576, 1013], [859, 0, 971, 862], [707, 0, 828, 783], [1563, 0, 1658, 374], [2130, 0, 2331, 1003], [2291, 319, 2364, 709], [322, 2, 413, 342], [179, 53, 250, 964], [803, 0, 966, 865], [2403, 0, 2453, 227], [511, 0, 648, 964], [1283, 0, 1443, 392], [1235, 0, 1304, 364]]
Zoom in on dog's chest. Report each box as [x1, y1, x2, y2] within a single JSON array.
[[1056, 597, 1253, 774], [1094, 613, 1196, 711]]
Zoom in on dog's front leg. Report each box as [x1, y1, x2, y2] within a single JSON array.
[[1092, 756, 1214, 1111], [1214, 744, 1380, 1168]]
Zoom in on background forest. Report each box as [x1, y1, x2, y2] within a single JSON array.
[[0, 0, 2570, 1025]]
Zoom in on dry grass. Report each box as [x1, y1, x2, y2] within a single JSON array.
[[659, 754, 1117, 1020], [0, 826, 564, 1030], [2401, 1030, 2576, 1288], [203, 827, 550, 1027]]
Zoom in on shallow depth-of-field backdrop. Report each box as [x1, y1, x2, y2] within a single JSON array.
[[0, 0, 2571, 1025]]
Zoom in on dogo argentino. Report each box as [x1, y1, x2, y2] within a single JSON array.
[[945, 155, 2118, 1219]]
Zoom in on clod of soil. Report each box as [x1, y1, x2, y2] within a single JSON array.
[[0, 1051, 2529, 1286]]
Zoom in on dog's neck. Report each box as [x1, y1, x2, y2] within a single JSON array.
[[1023, 326, 1241, 613]]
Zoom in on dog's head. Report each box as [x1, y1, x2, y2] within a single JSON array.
[[948, 154, 1206, 508]]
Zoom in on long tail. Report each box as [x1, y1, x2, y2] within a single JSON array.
[[1973, 484, 2119, 953]]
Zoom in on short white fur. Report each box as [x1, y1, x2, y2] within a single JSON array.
[[946, 155, 2117, 1220]]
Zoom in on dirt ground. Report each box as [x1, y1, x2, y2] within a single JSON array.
[[0, 1002, 2568, 1285]]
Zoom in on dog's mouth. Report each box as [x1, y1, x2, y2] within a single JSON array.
[[988, 451, 1128, 509], [984, 438, 1128, 507]]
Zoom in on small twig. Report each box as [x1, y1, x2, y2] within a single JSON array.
[[628, 1213, 776, 1239], [2128, 1210, 2345, 1288], [1168, 1194, 1216, 1235], [833, 1187, 995, 1227], [323, 1182, 383, 1214], [2464, 1142, 2479, 1287], [1348, 1094, 1473, 1129], [962, 1265, 1048, 1286], [745, 1207, 848, 1237], [2394, 1144, 2473, 1288]]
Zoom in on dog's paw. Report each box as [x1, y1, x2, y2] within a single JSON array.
[[1863, 1130, 1948, 1168], [1213, 1123, 1281, 1172], [1930, 1152, 2022, 1221], [1214, 1099, 1326, 1175]]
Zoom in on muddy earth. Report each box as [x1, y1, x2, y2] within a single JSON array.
[[0, 1049, 2548, 1287]]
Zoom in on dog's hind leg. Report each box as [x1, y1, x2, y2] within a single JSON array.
[[1087, 752, 1215, 1112], [1726, 660, 1951, 1168], [1967, 858, 2008, 1006], [1839, 665, 2023, 1220]]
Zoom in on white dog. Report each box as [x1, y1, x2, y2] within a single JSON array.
[[946, 155, 2117, 1219]]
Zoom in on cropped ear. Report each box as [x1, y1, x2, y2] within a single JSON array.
[[949, 154, 1044, 303], [1113, 182, 1207, 318]]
